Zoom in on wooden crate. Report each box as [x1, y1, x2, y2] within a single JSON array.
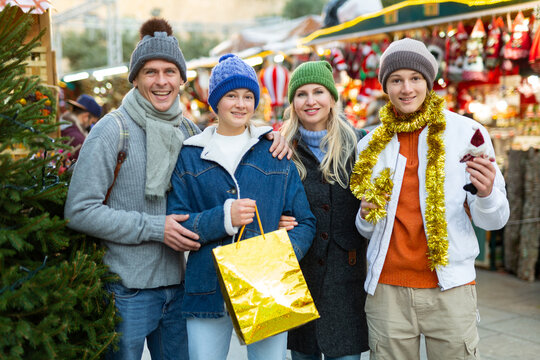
[[20, 7, 57, 86], [25, 46, 49, 82], [22, 7, 59, 140], [3, 7, 59, 159]]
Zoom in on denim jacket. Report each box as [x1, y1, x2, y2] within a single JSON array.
[[167, 124, 316, 318]]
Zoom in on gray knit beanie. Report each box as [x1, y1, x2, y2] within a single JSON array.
[[208, 54, 260, 113], [378, 38, 438, 93], [128, 19, 187, 83]]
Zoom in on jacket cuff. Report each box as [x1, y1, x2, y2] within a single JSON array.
[[475, 190, 500, 211], [355, 208, 374, 238], [224, 199, 239, 236]]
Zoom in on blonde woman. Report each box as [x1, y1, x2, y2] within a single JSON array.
[[280, 61, 369, 360]]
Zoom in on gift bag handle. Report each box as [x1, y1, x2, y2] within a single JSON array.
[[236, 204, 265, 246]]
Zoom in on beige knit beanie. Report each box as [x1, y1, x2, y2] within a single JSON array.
[[378, 38, 439, 93]]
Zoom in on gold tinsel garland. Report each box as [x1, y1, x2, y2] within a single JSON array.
[[350, 91, 449, 269]]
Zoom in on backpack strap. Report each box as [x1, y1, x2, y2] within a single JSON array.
[[103, 110, 129, 204]]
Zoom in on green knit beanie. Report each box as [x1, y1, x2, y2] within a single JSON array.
[[288, 61, 339, 103]]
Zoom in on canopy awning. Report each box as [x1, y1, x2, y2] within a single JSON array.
[[0, 0, 51, 14], [210, 15, 321, 56], [302, 0, 539, 45]]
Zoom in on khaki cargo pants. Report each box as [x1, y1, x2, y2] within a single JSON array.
[[365, 284, 480, 360]]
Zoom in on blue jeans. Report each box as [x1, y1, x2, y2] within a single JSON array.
[[104, 281, 188, 360], [291, 350, 362, 360], [187, 315, 287, 360]]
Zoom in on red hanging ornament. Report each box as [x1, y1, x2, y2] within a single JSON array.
[[358, 42, 382, 103], [463, 19, 488, 82], [260, 64, 289, 108], [330, 48, 348, 72], [446, 21, 469, 82], [529, 25, 540, 73], [485, 17, 505, 69], [504, 11, 531, 60], [344, 42, 360, 79]]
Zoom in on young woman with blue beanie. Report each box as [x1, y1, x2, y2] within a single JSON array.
[[167, 54, 316, 360], [279, 61, 369, 360]]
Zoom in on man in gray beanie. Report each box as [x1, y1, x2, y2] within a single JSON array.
[[351, 37, 509, 360], [65, 18, 290, 359], [64, 17, 200, 360]]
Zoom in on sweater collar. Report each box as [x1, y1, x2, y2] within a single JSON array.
[[298, 126, 327, 148], [184, 124, 272, 148]]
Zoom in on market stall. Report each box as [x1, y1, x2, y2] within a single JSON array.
[[0, 0, 58, 149], [298, 0, 540, 279]]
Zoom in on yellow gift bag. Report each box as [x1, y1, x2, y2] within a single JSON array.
[[212, 206, 319, 345]]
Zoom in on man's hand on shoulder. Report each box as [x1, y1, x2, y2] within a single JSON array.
[[266, 131, 292, 160]]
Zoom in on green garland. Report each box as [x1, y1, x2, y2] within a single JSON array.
[[350, 91, 449, 269]]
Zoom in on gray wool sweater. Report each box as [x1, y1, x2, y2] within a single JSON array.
[[64, 106, 200, 289]]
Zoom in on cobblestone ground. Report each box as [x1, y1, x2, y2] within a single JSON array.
[[142, 268, 540, 360]]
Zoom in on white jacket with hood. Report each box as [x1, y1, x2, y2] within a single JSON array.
[[356, 110, 509, 295]]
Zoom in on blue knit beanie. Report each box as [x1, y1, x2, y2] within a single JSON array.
[[208, 54, 260, 113]]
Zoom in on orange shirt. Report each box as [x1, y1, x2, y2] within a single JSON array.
[[378, 128, 440, 288]]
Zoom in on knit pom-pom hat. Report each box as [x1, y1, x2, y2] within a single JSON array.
[[378, 38, 439, 93], [208, 54, 260, 113], [128, 18, 187, 83], [288, 61, 338, 103]]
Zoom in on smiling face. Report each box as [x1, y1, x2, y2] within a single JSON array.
[[216, 89, 255, 136], [293, 83, 334, 131], [132, 59, 183, 112], [386, 69, 428, 115]]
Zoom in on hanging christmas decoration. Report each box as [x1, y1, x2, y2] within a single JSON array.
[[259, 63, 289, 108], [446, 21, 469, 82], [330, 47, 348, 72], [18, 85, 56, 125], [358, 42, 382, 103], [504, 11, 531, 60], [344, 42, 361, 79], [485, 17, 505, 69], [463, 19, 488, 82], [528, 21, 540, 72], [426, 28, 446, 88]]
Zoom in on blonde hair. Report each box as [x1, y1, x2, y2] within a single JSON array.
[[281, 98, 358, 189]]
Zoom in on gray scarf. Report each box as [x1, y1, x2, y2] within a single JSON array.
[[123, 88, 185, 198]]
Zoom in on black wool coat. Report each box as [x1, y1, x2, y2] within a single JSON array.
[[287, 129, 369, 357]]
